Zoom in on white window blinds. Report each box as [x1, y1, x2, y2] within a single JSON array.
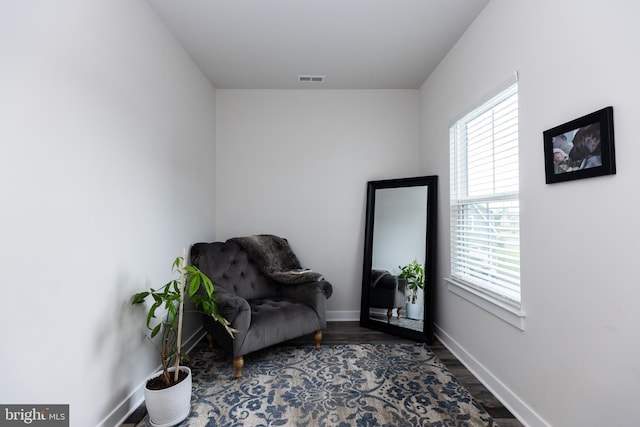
[[449, 80, 520, 306]]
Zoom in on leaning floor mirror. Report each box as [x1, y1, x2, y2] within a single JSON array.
[[360, 176, 437, 343]]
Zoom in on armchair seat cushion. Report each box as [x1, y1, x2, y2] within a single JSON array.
[[241, 297, 324, 356]]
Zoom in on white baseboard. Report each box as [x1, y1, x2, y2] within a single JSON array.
[[97, 328, 207, 427], [434, 324, 550, 427], [327, 310, 360, 322]]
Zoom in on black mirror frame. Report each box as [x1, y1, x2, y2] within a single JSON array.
[[359, 175, 438, 344]]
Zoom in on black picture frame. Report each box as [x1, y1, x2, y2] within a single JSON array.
[[543, 106, 615, 184]]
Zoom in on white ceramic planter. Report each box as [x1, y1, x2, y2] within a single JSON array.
[[144, 366, 192, 427], [406, 302, 424, 320]]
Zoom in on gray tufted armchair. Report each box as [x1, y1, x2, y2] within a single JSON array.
[[191, 240, 332, 378], [369, 269, 406, 323]]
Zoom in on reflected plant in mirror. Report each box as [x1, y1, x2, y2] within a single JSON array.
[[398, 259, 424, 304]]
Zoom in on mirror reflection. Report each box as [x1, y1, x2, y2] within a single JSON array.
[[360, 176, 437, 343], [369, 186, 427, 332]]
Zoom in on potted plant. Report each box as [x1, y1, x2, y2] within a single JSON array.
[[132, 248, 235, 427], [398, 259, 425, 320]]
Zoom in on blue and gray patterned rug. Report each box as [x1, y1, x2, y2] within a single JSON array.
[[140, 343, 496, 426]]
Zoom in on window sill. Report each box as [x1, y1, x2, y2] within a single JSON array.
[[445, 278, 526, 331]]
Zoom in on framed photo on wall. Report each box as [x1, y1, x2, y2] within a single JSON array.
[[543, 106, 615, 184]]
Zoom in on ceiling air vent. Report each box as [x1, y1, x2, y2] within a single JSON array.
[[298, 75, 325, 83]]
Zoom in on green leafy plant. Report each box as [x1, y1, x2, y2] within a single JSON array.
[[398, 259, 425, 304], [132, 251, 235, 388]]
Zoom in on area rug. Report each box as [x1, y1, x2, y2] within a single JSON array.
[[139, 343, 497, 427]]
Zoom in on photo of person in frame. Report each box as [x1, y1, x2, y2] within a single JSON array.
[[552, 123, 601, 174]]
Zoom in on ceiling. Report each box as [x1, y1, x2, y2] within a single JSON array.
[[147, 0, 489, 89]]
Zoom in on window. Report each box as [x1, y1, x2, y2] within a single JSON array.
[[448, 78, 524, 328]]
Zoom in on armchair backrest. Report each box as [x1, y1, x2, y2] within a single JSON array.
[[371, 269, 396, 288], [191, 241, 281, 301]]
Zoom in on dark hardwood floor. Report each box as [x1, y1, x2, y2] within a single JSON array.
[[123, 321, 523, 426]]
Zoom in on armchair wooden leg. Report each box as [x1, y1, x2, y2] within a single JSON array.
[[387, 309, 393, 323], [233, 356, 244, 379], [206, 333, 215, 349], [314, 330, 322, 350]]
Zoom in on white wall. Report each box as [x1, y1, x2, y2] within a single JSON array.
[[372, 186, 427, 274], [420, 1, 640, 425], [215, 90, 420, 318], [0, 1, 217, 426]]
